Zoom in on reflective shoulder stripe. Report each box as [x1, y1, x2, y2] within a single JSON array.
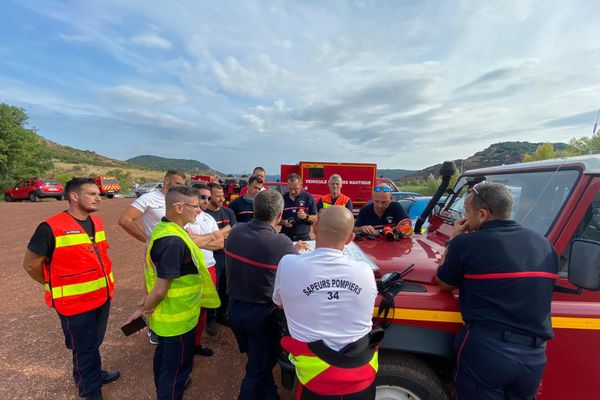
[[48, 273, 111, 299], [55, 233, 91, 248], [95, 230, 107, 243]]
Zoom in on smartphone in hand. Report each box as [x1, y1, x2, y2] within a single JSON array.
[[121, 316, 147, 336]]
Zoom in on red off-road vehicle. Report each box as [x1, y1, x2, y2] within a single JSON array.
[[361, 155, 600, 399]]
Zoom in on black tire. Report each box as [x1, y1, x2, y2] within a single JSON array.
[[376, 352, 449, 400], [28, 192, 38, 202], [4, 194, 12, 202], [107, 193, 114, 199]]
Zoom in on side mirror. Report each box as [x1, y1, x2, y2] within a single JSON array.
[[568, 239, 600, 291]]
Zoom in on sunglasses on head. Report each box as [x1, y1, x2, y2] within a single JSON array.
[[374, 186, 392, 193], [199, 194, 211, 200], [469, 182, 493, 214]]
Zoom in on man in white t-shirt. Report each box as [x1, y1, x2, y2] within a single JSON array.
[[273, 206, 378, 399], [118, 170, 187, 242], [186, 183, 224, 356], [118, 169, 186, 345]]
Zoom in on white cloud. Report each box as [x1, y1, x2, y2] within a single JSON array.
[[130, 33, 172, 49]]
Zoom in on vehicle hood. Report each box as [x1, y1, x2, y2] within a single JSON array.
[[355, 235, 446, 284]]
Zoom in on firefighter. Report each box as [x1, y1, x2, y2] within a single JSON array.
[[23, 178, 119, 400], [273, 206, 379, 399], [354, 184, 410, 236], [229, 175, 264, 223], [316, 174, 353, 213], [225, 190, 308, 400], [118, 169, 186, 345], [436, 182, 558, 399], [280, 173, 318, 241], [126, 186, 220, 400]]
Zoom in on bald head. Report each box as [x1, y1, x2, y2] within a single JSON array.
[[315, 206, 355, 249]]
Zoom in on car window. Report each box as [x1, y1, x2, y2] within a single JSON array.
[[43, 180, 60, 185], [102, 178, 119, 184], [560, 190, 600, 274], [446, 169, 580, 236]]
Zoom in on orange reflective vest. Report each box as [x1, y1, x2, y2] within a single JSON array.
[[321, 194, 351, 209], [281, 336, 378, 396], [43, 212, 114, 316]]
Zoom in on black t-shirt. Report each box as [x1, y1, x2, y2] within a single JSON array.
[[150, 217, 198, 279], [206, 207, 237, 229], [229, 197, 254, 223], [437, 220, 558, 340], [28, 211, 95, 258], [281, 191, 317, 241], [316, 197, 353, 212], [355, 201, 408, 229]]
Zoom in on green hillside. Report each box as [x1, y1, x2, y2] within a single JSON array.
[[127, 155, 222, 175], [377, 169, 417, 180], [399, 141, 568, 182]]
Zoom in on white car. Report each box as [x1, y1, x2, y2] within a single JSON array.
[[135, 182, 163, 197]]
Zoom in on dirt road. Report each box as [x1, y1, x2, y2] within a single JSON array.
[[0, 198, 294, 400]]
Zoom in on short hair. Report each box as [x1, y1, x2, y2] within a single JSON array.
[[329, 174, 342, 183], [469, 182, 513, 219], [191, 182, 209, 191], [166, 185, 195, 204], [287, 173, 302, 183], [253, 190, 284, 222], [207, 182, 222, 191], [65, 177, 96, 199], [253, 166, 265, 174], [248, 175, 264, 185], [165, 169, 186, 180]]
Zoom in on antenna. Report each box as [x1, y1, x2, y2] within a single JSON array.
[[593, 106, 600, 136]]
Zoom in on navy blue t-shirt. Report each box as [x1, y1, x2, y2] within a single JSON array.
[[150, 218, 197, 279], [355, 201, 408, 229], [281, 191, 317, 241], [229, 197, 254, 223], [437, 219, 558, 340]]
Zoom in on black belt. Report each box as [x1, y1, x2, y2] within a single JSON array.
[[466, 323, 546, 348]]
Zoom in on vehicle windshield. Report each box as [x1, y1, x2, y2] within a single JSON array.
[[43, 180, 60, 185], [103, 178, 119, 184], [141, 182, 158, 189], [444, 168, 580, 236]]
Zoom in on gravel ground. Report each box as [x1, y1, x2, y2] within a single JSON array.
[[0, 198, 294, 400]]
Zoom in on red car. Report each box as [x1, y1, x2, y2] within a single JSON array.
[[4, 178, 64, 202]]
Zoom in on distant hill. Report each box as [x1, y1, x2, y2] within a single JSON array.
[[377, 169, 417, 180], [399, 141, 569, 181], [127, 155, 222, 176]]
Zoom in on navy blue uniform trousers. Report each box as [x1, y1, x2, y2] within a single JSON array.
[[228, 299, 280, 400], [153, 327, 196, 400], [58, 300, 110, 398], [454, 326, 547, 400]]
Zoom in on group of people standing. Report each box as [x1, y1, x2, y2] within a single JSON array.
[[21, 167, 560, 400]]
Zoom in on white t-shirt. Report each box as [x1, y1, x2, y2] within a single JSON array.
[[130, 190, 166, 237], [185, 212, 219, 268], [273, 247, 377, 351]]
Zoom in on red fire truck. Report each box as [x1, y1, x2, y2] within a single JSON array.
[[280, 161, 377, 208], [359, 155, 600, 399]]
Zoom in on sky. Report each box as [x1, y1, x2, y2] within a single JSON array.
[[1, 0, 599, 174]]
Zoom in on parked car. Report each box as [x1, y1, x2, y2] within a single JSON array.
[[398, 196, 446, 233], [392, 191, 423, 201], [4, 178, 64, 202], [135, 181, 162, 197]]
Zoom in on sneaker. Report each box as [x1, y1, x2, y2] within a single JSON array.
[[194, 345, 213, 357], [148, 329, 159, 345], [206, 320, 218, 337], [101, 369, 120, 385]]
